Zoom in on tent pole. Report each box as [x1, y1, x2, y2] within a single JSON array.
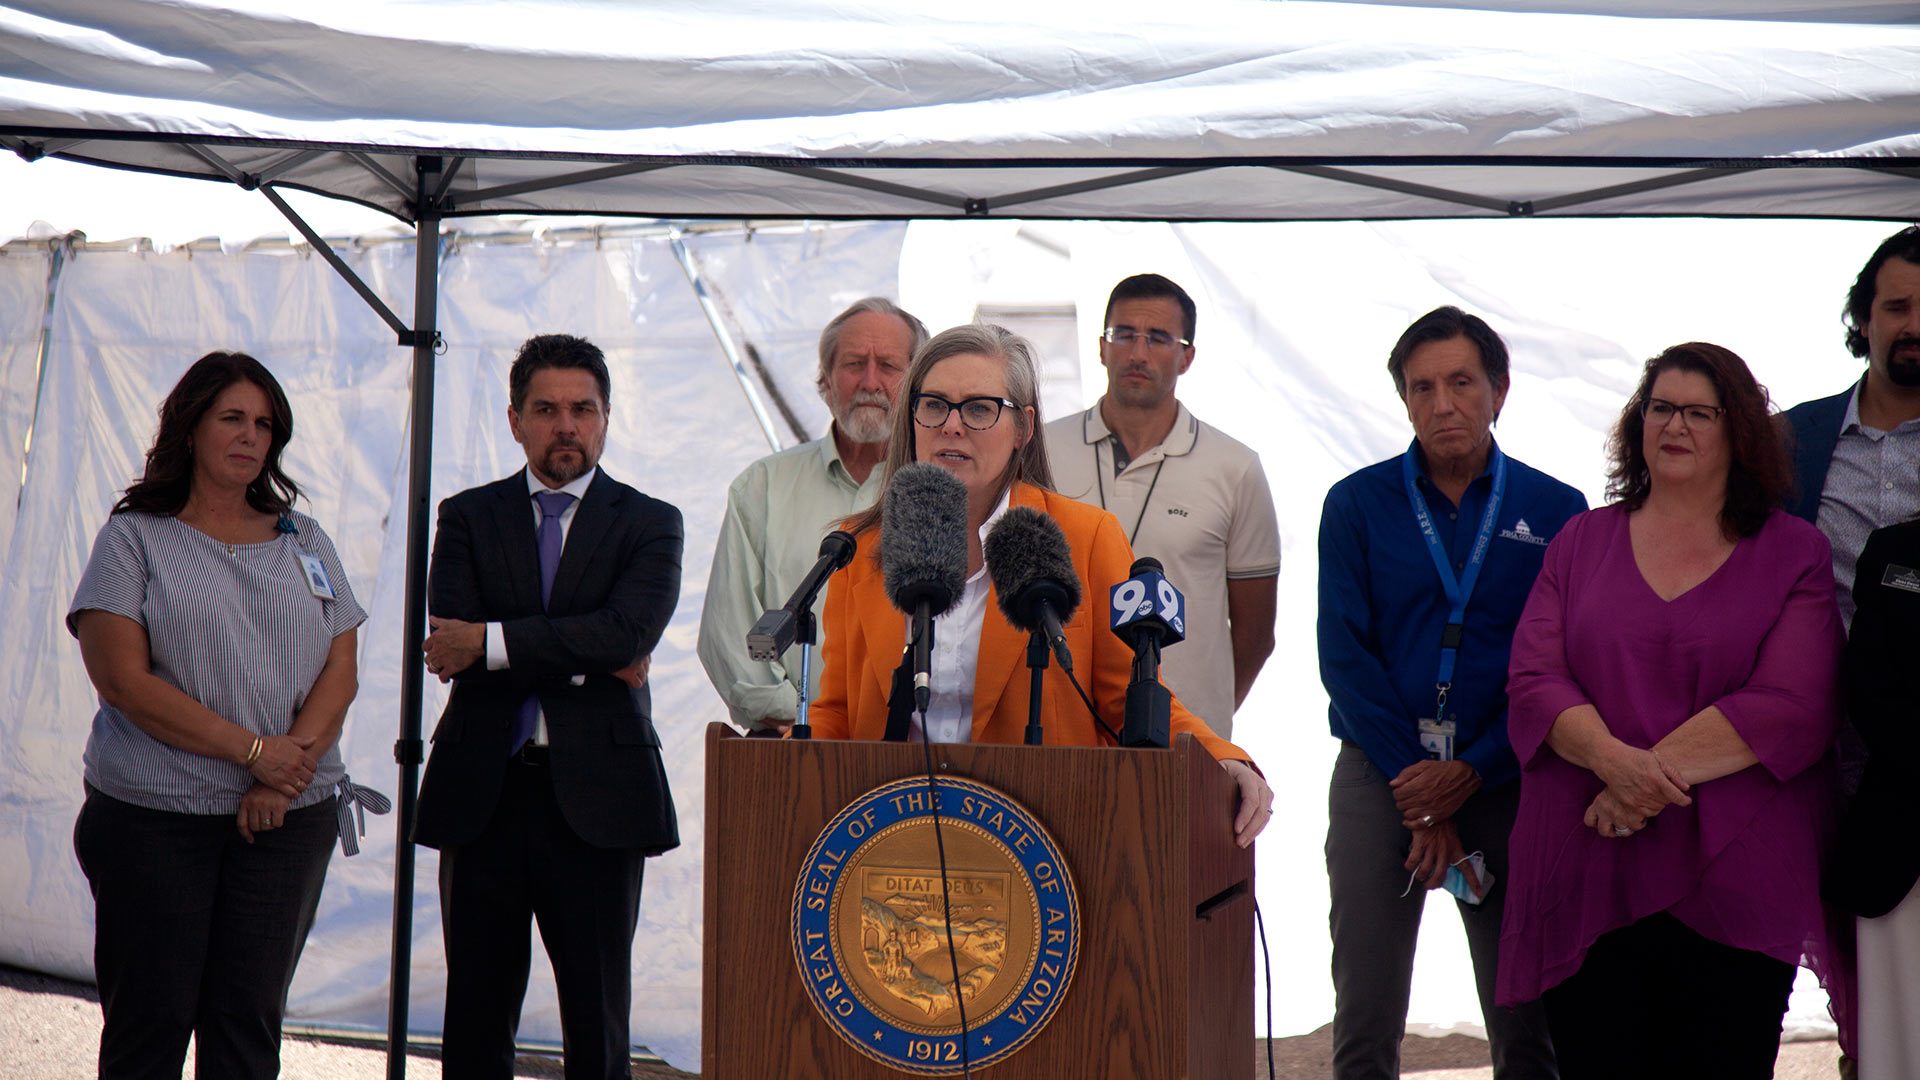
[[386, 155, 444, 1079], [261, 185, 413, 340], [16, 233, 72, 502], [667, 227, 787, 452]]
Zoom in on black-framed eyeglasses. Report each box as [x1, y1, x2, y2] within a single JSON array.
[[911, 393, 1019, 431], [1101, 326, 1191, 352], [1644, 397, 1725, 428]]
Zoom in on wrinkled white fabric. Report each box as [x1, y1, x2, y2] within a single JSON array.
[[0, 2, 1915, 220]]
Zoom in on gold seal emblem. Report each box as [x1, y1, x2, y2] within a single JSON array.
[[793, 776, 1079, 1074]]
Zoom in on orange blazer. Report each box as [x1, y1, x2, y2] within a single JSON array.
[[810, 482, 1250, 764]]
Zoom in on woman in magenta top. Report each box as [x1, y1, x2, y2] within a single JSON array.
[[1499, 342, 1848, 1078]]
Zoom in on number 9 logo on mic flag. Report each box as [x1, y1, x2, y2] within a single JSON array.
[[1111, 579, 1148, 621], [1109, 563, 1185, 645], [1156, 579, 1185, 638]]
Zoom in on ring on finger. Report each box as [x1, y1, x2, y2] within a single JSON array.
[[1612, 825, 1630, 837]]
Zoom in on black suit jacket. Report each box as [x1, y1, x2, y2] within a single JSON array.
[[1824, 520, 1920, 918], [1780, 386, 1853, 524], [412, 468, 683, 854]]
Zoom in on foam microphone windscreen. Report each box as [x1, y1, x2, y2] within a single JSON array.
[[984, 506, 1082, 632], [880, 463, 969, 618]]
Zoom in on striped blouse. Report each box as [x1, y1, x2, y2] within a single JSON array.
[[67, 509, 366, 816]]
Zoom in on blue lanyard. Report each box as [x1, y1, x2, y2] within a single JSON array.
[[1401, 443, 1506, 714]]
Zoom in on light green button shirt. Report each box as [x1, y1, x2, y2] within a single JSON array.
[[696, 429, 884, 730]]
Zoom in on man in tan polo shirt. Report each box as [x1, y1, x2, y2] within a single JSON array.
[[1043, 273, 1278, 738]]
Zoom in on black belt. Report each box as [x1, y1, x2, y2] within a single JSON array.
[[510, 743, 551, 767]]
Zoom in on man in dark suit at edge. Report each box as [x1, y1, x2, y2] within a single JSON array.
[[415, 333, 684, 1080]]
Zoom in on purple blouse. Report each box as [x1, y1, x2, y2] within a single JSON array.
[[1496, 505, 1845, 1009]]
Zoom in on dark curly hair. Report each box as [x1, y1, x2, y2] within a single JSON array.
[[1605, 342, 1788, 540], [113, 352, 300, 518], [1844, 226, 1920, 359]]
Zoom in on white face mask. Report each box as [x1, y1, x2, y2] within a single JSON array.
[[1400, 850, 1493, 905]]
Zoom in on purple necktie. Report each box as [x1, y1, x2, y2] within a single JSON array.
[[511, 490, 577, 754]]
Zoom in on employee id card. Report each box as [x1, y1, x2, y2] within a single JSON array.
[[298, 551, 337, 600], [1417, 717, 1456, 761]]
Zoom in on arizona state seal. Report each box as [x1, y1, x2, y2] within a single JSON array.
[[791, 775, 1080, 1075]]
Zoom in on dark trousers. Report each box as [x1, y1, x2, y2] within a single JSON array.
[[1542, 910, 1796, 1080], [1325, 742, 1558, 1080], [72, 785, 336, 1080], [437, 755, 645, 1080]]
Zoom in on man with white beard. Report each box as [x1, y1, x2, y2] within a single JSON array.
[[696, 298, 927, 734]]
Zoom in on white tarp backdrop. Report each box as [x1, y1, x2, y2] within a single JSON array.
[[0, 219, 907, 1069]]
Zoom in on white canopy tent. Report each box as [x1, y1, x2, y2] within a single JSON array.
[[2, 1, 1916, 1073], [3, 0, 1918, 224]]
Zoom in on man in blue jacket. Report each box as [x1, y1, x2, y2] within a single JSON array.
[[1318, 307, 1582, 1080]]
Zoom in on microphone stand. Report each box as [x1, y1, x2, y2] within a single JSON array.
[[911, 600, 936, 715], [1023, 631, 1048, 746], [1122, 633, 1171, 749], [791, 606, 815, 740]]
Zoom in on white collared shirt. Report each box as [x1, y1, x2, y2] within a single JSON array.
[[485, 466, 598, 744], [914, 490, 1011, 743]]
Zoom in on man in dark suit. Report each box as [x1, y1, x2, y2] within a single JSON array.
[[414, 334, 683, 1080]]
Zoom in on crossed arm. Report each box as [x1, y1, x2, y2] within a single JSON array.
[[421, 493, 680, 689]]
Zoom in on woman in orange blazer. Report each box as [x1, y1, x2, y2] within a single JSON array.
[[810, 323, 1273, 846]]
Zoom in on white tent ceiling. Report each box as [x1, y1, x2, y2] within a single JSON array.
[[3, 0, 1918, 224]]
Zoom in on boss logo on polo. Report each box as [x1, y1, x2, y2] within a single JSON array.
[[791, 776, 1080, 1075]]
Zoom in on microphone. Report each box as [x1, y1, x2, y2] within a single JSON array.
[[746, 530, 857, 661], [1110, 557, 1186, 748], [1109, 556, 1186, 651], [984, 507, 1082, 674], [880, 464, 969, 713]]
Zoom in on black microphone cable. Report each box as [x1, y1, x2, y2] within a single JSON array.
[[914, 693, 972, 1079], [1254, 899, 1275, 1080], [874, 464, 976, 1071], [1057, 663, 1121, 746]]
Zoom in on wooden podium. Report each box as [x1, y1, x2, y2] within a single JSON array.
[[701, 723, 1255, 1078]]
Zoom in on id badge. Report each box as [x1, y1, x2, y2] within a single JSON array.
[[297, 551, 337, 600], [1417, 717, 1456, 761]]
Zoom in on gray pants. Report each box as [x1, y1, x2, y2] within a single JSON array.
[[1325, 742, 1557, 1080]]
